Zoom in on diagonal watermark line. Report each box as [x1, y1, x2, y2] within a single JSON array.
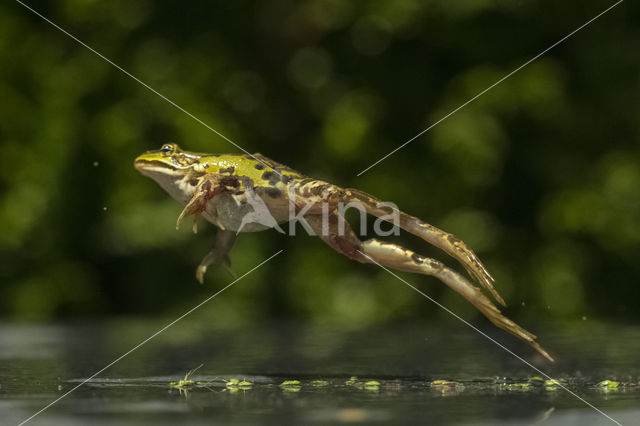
[[357, 250, 623, 426], [15, 0, 282, 176], [17, 250, 283, 426], [357, 0, 624, 176]]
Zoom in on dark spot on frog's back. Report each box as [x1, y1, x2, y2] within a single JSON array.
[[264, 187, 282, 198], [261, 171, 280, 186], [261, 170, 274, 180], [219, 175, 240, 188], [281, 174, 293, 184], [254, 163, 265, 170], [219, 166, 235, 174]]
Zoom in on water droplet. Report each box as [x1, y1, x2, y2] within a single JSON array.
[[103, 207, 108, 211], [582, 316, 587, 321], [93, 161, 99, 167], [521, 301, 526, 306]]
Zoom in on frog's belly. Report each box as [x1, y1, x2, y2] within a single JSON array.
[[202, 193, 288, 233]]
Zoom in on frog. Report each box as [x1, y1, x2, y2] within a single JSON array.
[[134, 143, 553, 362]]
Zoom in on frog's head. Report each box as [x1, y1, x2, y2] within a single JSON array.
[[135, 143, 204, 202]]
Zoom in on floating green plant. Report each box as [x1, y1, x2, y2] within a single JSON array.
[[224, 378, 253, 391], [280, 380, 302, 392], [544, 378, 566, 391], [364, 380, 381, 391], [598, 380, 619, 389], [169, 364, 204, 396], [430, 379, 464, 395], [345, 376, 359, 386], [169, 364, 203, 390], [502, 382, 532, 391]]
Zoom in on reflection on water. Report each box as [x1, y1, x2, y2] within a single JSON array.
[[0, 320, 638, 425]]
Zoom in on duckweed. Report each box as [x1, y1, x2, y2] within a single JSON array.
[[169, 364, 203, 390], [364, 380, 381, 391], [280, 380, 302, 392], [597, 379, 624, 392], [431, 380, 459, 386], [503, 382, 532, 391], [345, 376, 359, 386], [544, 379, 566, 391]]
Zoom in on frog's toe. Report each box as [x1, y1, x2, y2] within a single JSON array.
[[196, 265, 207, 284], [195, 257, 236, 283]]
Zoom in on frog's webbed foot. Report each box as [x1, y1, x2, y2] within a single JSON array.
[[304, 214, 553, 362], [196, 230, 237, 283], [337, 188, 504, 306]]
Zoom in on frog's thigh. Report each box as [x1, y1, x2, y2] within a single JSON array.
[[304, 214, 366, 262]]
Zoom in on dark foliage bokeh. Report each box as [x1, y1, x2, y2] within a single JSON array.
[[1, 0, 638, 329]]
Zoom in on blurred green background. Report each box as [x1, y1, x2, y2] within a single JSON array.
[[1, 0, 638, 330]]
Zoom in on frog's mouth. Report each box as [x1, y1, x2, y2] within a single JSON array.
[[134, 154, 182, 178], [135, 159, 172, 175]]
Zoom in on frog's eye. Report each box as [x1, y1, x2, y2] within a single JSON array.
[[160, 144, 175, 154]]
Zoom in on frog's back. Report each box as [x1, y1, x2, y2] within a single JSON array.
[[209, 153, 308, 185]]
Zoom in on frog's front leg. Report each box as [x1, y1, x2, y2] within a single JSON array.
[[175, 173, 244, 282], [176, 175, 226, 232], [176, 174, 245, 232], [196, 230, 236, 283], [304, 214, 553, 362]]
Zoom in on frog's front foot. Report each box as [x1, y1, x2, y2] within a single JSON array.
[[195, 264, 211, 284], [196, 255, 237, 284], [196, 230, 237, 283]]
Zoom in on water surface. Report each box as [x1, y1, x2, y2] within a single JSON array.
[[1, 320, 638, 425]]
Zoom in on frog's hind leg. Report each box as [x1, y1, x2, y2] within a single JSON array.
[[360, 239, 553, 361], [337, 188, 504, 306], [305, 214, 553, 362], [196, 230, 237, 283]]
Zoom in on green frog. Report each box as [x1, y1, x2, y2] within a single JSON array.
[[134, 143, 553, 361]]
